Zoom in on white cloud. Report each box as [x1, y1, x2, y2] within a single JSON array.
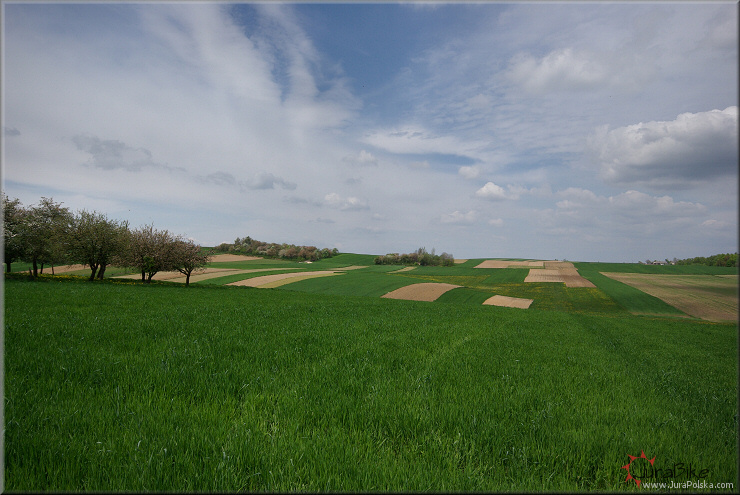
[[324, 192, 368, 211], [362, 125, 486, 158], [475, 181, 519, 201], [488, 218, 504, 227], [590, 107, 739, 189], [441, 210, 476, 224], [458, 165, 481, 179], [507, 48, 609, 94], [343, 150, 378, 167]]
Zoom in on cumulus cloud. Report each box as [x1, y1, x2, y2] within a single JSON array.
[[589, 106, 738, 189], [488, 218, 504, 227], [324, 192, 368, 210], [244, 172, 297, 190], [475, 181, 517, 201], [441, 210, 476, 224], [554, 187, 706, 219]]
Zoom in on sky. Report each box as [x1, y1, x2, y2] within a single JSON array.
[[2, 1, 738, 262]]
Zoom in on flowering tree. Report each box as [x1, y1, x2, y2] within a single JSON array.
[[67, 209, 129, 280], [170, 238, 211, 287]]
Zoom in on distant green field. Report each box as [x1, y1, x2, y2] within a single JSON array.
[[4, 277, 737, 491], [575, 262, 738, 275]]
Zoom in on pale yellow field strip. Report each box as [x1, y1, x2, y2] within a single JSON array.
[[482, 295, 534, 309], [381, 283, 461, 302], [601, 273, 738, 322], [113, 267, 296, 283], [256, 272, 344, 288], [333, 265, 369, 270], [209, 254, 263, 262], [454, 259, 468, 264], [227, 270, 343, 288], [44, 264, 88, 274], [390, 266, 417, 273], [179, 268, 296, 283]]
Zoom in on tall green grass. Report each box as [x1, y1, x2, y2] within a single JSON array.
[[4, 277, 737, 491]]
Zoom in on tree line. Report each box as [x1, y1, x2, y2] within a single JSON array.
[[3, 194, 211, 286], [214, 236, 338, 262], [674, 253, 738, 267], [375, 247, 454, 267]]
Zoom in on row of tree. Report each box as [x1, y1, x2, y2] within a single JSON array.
[[3, 194, 211, 286], [374, 247, 455, 267], [214, 236, 338, 262], [674, 253, 738, 267]]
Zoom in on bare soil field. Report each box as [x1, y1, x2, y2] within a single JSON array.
[[524, 269, 565, 283], [602, 273, 738, 322], [482, 295, 534, 309], [227, 271, 344, 288], [390, 266, 417, 273], [381, 283, 461, 302], [523, 262, 596, 288]]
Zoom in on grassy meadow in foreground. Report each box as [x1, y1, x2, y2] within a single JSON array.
[[3, 275, 737, 491]]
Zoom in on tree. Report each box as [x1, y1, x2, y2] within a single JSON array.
[[68, 209, 129, 281], [22, 197, 72, 277], [116, 224, 176, 283], [2, 194, 27, 273], [170, 238, 211, 287]]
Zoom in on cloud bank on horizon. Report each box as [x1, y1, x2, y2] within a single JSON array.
[[2, 2, 737, 262]]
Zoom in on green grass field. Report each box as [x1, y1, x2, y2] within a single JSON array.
[[3, 270, 738, 491]]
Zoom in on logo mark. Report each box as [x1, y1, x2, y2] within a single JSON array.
[[622, 451, 655, 487]]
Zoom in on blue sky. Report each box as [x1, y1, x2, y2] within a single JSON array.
[[2, 1, 737, 262]]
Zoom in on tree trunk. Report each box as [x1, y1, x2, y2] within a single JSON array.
[[89, 264, 98, 281], [141, 269, 146, 282], [185, 272, 191, 287], [32, 259, 38, 278], [97, 264, 106, 280], [5, 261, 10, 273]]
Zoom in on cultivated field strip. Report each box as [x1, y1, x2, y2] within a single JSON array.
[[113, 267, 296, 283], [381, 282, 461, 302], [482, 294, 534, 309], [474, 260, 544, 269], [601, 273, 738, 321], [227, 270, 346, 288]]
